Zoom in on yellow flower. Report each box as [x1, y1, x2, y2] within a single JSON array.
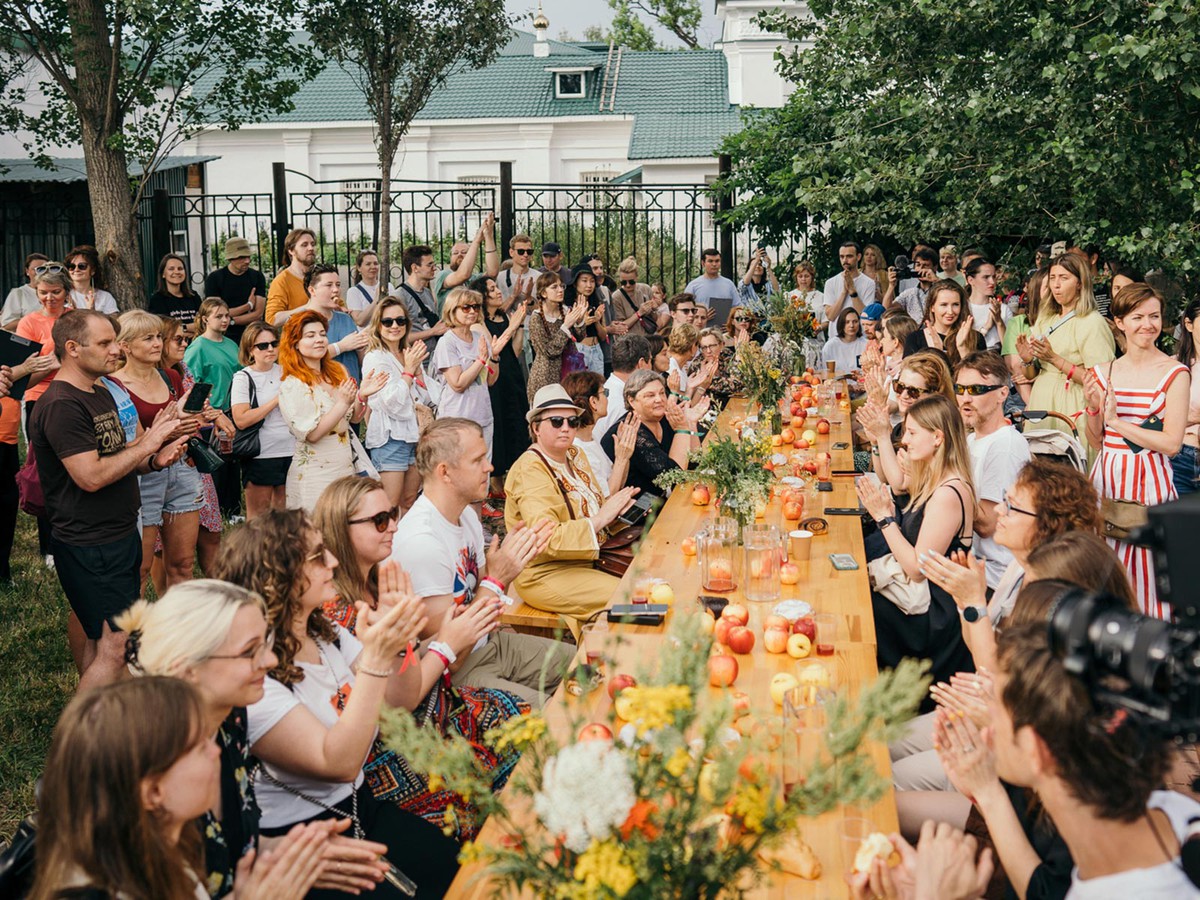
[[458, 840, 484, 865], [728, 781, 783, 834], [573, 840, 638, 897], [427, 773, 444, 793], [614, 685, 692, 736], [488, 712, 547, 754], [665, 747, 691, 779]]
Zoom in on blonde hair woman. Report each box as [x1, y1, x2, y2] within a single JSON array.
[[231, 322, 293, 519], [609, 256, 656, 336], [857, 393, 977, 686], [431, 287, 500, 456]]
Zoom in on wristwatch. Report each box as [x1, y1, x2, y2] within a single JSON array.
[[961, 605, 987, 623], [875, 515, 897, 529]]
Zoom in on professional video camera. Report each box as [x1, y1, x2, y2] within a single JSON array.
[[1048, 492, 1200, 743], [893, 254, 914, 281]]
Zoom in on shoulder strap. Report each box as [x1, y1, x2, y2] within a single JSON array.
[[1157, 363, 1190, 396], [156, 368, 178, 399], [529, 447, 577, 520], [400, 283, 437, 324], [354, 283, 373, 304], [238, 369, 258, 408]]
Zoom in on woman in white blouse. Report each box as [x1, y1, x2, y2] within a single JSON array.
[[363, 297, 432, 513], [231, 322, 295, 519], [822, 306, 868, 374]]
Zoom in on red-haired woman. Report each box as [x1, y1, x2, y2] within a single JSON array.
[[278, 310, 387, 511]]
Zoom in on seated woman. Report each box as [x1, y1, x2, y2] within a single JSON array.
[[725, 305, 765, 346], [29, 677, 327, 900], [903, 278, 987, 369], [505, 385, 641, 635], [647, 333, 670, 374], [211, 511, 462, 897], [120, 581, 392, 897], [822, 306, 868, 374], [857, 394, 976, 688], [562, 370, 637, 496], [689, 327, 741, 408], [600, 369, 709, 499]]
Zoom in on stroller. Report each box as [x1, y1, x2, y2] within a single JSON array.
[[1010, 409, 1089, 473]]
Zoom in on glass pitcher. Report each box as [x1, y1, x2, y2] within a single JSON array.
[[698, 524, 739, 593], [743, 524, 781, 603]]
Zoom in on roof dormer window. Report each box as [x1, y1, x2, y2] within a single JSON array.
[[556, 71, 584, 98]]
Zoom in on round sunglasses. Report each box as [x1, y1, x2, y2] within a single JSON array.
[[348, 506, 401, 533], [893, 382, 930, 400], [537, 415, 581, 429]]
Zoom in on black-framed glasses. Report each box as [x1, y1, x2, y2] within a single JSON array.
[[208, 631, 276, 666], [34, 262, 65, 275], [538, 415, 581, 429], [620, 279, 636, 286], [1001, 491, 1036, 518], [380, 316, 408, 328], [953, 382, 1005, 396], [894, 382, 929, 400], [66, 262, 90, 271], [348, 506, 401, 533], [514, 248, 535, 256], [254, 340, 279, 351]]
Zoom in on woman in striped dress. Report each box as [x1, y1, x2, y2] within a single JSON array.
[[1084, 283, 1191, 617]]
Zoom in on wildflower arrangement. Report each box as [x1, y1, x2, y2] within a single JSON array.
[[732, 341, 787, 432], [761, 291, 821, 373], [654, 433, 775, 529], [380, 613, 929, 899]]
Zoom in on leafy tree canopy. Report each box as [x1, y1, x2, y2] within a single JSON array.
[[608, 0, 701, 50], [717, 0, 1200, 275]]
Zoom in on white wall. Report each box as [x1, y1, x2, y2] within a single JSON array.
[[717, 0, 807, 108]]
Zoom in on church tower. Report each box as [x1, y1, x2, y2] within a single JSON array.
[[716, 0, 809, 108]]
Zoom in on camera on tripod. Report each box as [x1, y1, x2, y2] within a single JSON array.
[[1048, 492, 1200, 742]]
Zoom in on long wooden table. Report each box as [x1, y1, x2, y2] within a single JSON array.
[[447, 395, 892, 898]]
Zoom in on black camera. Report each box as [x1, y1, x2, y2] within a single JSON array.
[[893, 254, 913, 281], [1047, 492, 1200, 742]]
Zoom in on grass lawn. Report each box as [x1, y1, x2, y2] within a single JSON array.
[[0, 511, 77, 837]]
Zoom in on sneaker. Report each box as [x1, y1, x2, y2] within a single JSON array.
[[488, 488, 507, 501], [44, 554, 55, 569], [481, 502, 504, 519], [228, 515, 246, 525]]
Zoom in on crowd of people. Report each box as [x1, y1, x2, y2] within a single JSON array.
[[2, 227, 1198, 900]]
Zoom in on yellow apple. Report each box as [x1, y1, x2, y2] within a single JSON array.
[[650, 582, 675, 605], [770, 672, 799, 706], [787, 633, 812, 659]]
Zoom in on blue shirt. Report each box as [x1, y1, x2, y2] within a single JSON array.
[[99, 376, 139, 442], [325, 309, 362, 383], [683, 274, 740, 308]]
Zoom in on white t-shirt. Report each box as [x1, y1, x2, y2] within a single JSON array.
[[69, 287, 119, 314], [575, 437, 612, 497], [391, 494, 488, 651], [498, 267, 537, 303], [1, 284, 39, 326], [667, 355, 689, 393], [821, 336, 867, 373], [230, 365, 295, 459], [968, 425, 1031, 590], [346, 281, 380, 311], [247, 626, 366, 828], [594, 372, 627, 441], [1067, 791, 1200, 898], [822, 272, 876, 317], [969, 300, 1011, 349], [787, 288, 827, 325], [431, 330, 493, 425]]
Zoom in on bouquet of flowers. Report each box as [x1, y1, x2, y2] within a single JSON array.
[[380, 614, 929, 899], [762, 291, 822, 373], [732, 341, 787, 433], [654, 433, 775, 529]]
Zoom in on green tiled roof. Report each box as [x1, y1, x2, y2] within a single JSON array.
[[224, 29, 741, 161]]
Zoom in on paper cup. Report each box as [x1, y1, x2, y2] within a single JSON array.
[[788, 529, 814, 562]]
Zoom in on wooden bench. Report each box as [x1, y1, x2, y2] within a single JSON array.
[[500, 596, 571, 640]]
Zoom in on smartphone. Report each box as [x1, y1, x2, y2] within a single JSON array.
[[832, 441, 849, 450], [829, 553, 860, 571], [608, 604, 668, 626], [824, 507, 864, 516], [618, 493, 659, 527], [182, 382, 213, 413], [698, 595, 729, 618]]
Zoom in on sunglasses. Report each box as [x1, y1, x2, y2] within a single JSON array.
[[380, 316, 408, 328], [208, 630, 276, 666], [254, 340, 279, 351], [620, 279, 636, 286], [894, 382, 929, 400], [953, 382, 1005, 396], [171, 336, 191, 346], [733, 316, 752, 322], [459, 304, 482, 312], [538, 415, 581, 429], [66, 262, 90, 271], [514, 248, 535, 256], [34, 262, 65, 275], [305, 543, 331, 563], [677, 308, 696, 316], [348, 506, 401, 533]]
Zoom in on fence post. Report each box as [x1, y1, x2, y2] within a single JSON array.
[[718, 154, 734, 280], [150, 189, 172, 266], [499, 161, 514, 254], [272, 162, 290, 268]]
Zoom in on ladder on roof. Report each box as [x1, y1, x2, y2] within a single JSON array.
[[599, 42, 623, 112]]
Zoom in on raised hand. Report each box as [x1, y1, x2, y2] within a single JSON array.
[[664, 395, 688, 430], [402, 341, 428, 373], [335, 379, 358, 410], [339, 329, 369, 352], [918, 548, 986, 610], [685, 394, 711, 426], [359, 369, 390, 399], [1015, 333, 1035, 364], [564, 299, 588, 328], [857, 399, 891, 443], [614, 413, 638, 461], [955, 315, 976, 353], [486, 521, 551, 586], [436, 595, 503, 658], [923, 325, 944, 351], [934, 710, 999, 805], [666, 368, 682, 394]]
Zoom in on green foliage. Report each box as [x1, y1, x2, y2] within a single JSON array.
[[655, 432, 775, 527], [717, 0, 1200, 280], [611, 0, 703, 50], [608, 2, 662, 51]]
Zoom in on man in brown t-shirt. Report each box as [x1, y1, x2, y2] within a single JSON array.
[[29, 310, 186, 674]]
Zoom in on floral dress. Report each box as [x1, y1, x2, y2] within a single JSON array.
[[202, 709, 260, 897], [278, 377, 354, 512], [322, 600, 529, 841]]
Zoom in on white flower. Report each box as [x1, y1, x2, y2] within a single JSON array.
[[533, 741, 636, 853]]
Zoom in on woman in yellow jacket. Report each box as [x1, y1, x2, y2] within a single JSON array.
[[504, 385, 639, 636]]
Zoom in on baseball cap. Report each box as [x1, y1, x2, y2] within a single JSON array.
[[224, 237, 252, 259], [542, 241, 562, 256], [861, 303, 885, 322]]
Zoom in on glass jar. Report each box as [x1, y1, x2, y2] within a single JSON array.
[[698, 524, 739, 593], [743, 524, 781, 603]]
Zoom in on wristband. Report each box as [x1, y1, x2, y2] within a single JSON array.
[[1085, 406, 1100, 417], [356, 393, 366, 405], [1066, 364, 1076, 380], [481, 575, 506, 593], [148, 454, 163, 472], [401, 371, 415, 379], [674, 429, 697, 436], [427, 640, 458, 666], [331, 342, 339, 356], [357, 663, 393, 678], [427, 649, 451, 673]]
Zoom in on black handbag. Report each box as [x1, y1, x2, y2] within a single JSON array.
[[231, 371, 263, 460], [0, 815, 36, 898], [187, 430, 226, 473]]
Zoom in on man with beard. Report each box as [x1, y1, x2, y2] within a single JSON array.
[[265, 228, 316, 324], [823, 241, 876, 321]]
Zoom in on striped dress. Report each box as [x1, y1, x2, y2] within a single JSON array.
[[1090, 362, 1189, 618]]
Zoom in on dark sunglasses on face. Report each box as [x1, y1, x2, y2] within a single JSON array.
[[514, 248, 534, 256], [539, 415, 581, 429], [894, 382, 928, 400], [34, 263, 65, 275], [67, 262, 90, 271], [953, 382, 1005, 396], [380, 317, 408, 328], [254, 340, 279, 351], [734, 315, 751, 322], [348, 506, 401, 533], [620, 279, 636, 286], [460, 304, 482, 312], [171, 336, 190, 346]]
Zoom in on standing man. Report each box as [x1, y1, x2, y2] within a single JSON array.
[[539, 241, 565, 276], [204, 237, 266, 346], [275, 263, 365, 383], [683, 248, 739, 316], [594, 334, 651, 439], [398, 244, 448, 353], [433, 213, 499, 312], [264, 228, 316, 324], [29, 310, 187, 674], [498, 233, 538, 307], [392, 418, 574, 705], [2, 252, 49, 330], [954, 351, 1029, 592], [823, 241, 876, 322]]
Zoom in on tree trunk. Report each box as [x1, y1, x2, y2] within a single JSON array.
[[378, 136, 396, 287]]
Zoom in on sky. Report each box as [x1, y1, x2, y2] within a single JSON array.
[[503, 0, 724, 49]]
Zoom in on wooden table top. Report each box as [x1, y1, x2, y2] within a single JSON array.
[[445, 395, 893, 899]]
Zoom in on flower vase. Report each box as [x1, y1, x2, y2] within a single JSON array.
[[762, 404, 782, 436]]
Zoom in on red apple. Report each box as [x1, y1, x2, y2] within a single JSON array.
[[782, 500, 803, 520], [708, 654, 739, 687], [607, 673, 637, 699], [727, 625, 756, 654], [578, 722, 613, 742], [763, 614, 790, 633], [793, 406, 807, 421], [816, 419, 831, 435], [692, 484, 711, 506], [680, 536, 697, 556], [780, 562, 801, 585], [792, 616, 817, 641], [790, 416, 805, 429], [779, 427, 795, 444], [714, 616, 734, 646], [763, 627, 790, 654], [722, 603, 750, 626], [802, 460, 819, 475], [800, 396, 816, 409], [731, 690, 751, 718], [790, 402, 801, 416]]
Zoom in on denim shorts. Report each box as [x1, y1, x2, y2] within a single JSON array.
[[368, 438, 418, 473], [1172, 444, 1199, 496], [138, 460, 205, 527]]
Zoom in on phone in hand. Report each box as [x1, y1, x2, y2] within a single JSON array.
[[618, 493, 660, 527], [182, 382, 213, 414]]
